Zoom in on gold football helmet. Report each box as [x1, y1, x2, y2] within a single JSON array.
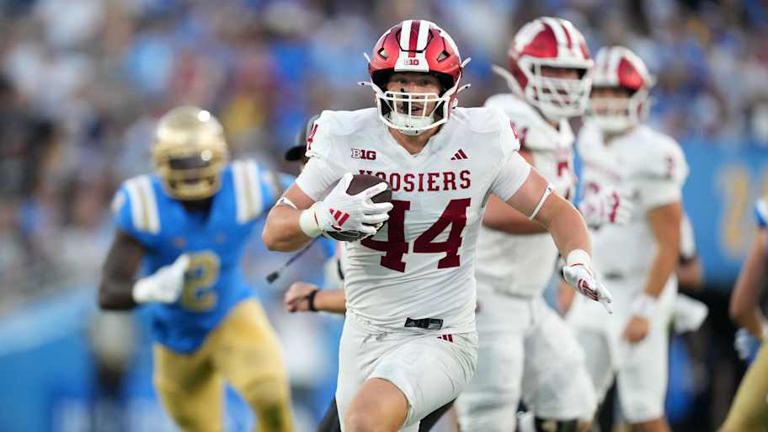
[[152, 106, 229, 200]]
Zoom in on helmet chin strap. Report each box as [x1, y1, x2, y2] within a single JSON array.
[[399, 129, 424, 136]]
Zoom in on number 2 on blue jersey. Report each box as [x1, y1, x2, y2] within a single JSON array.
[[181, 251, 221, 311]]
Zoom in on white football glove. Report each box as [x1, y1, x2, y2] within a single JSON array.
[[734, 324, 767, 362], [561, 250, 613, 313], [671, 294, 709, 334], [578, 188, 633, 228], [300, 173, 393, 238], [132, 254, 190, 304]]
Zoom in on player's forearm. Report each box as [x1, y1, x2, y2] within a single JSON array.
[[262, 205, 314, 251], [98, 277, 137, 310], [677, 258, 704, 291], [536, 195, 591, 257], [483, 195, 548, 234], [740, 309, 767, 339], [642, 242, 679, 299], [483, 212, 547, 234], [730, 230, 768, 326], [640, 202, 682, 305], [314, 289, 347, 314], [557, 279, 577, 315], [98, 230, 143, 310]]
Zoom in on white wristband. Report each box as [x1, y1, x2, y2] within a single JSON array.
[[632, 293, 658, 318], [565, 249, 591, 267], [299, 204, 323, 238]]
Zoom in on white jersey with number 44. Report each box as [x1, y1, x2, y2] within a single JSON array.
[[475, 94, 576, 297], [295, 107, 531, 333]]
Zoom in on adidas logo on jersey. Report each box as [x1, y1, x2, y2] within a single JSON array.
[[450, 149, 468, 161]]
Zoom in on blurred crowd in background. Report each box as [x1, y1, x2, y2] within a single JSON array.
[[4, 0, 768, 300], [1, 0, 768, 430], [3, 0, 768, 303]]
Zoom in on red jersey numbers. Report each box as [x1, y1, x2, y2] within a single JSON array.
[[413, 198, 470, 268], [361, 198, 471, 272], [556, 157, 575, 200], [509, 121, 520, 140], [510, 121, 528, 148], [360, 200, 410, 272], [306, 123, 319, 152], [664, 155, 675, 179]]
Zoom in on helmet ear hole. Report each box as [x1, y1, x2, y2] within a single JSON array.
[[431, 72, 455, 95], [372, 70, 392, 92]]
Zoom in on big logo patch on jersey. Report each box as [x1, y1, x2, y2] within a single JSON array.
[[351, 148, 377, 160]]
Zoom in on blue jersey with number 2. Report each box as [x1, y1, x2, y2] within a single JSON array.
[[112, 160, 284, 353]]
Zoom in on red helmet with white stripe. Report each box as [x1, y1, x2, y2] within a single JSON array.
[[494, 17, 593, 121], [589, 46, 654, 132], [363, 20, 470, 135]]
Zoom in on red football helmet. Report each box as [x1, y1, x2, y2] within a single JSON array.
[[494, 17, 593, 121], [589, 46, 654, 132], [362, 20, 470, 135]]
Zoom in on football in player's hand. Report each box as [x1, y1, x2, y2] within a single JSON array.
[[325, 174, 392, 242]]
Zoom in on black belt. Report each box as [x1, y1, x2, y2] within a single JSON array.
[[404, 317, 444, 330]]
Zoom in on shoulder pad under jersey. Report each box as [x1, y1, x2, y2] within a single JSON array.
[[627, 126, 689, 183], [304, 108, 379, 160], [485, 93, 562, 151], [112, 174, 161, 235]]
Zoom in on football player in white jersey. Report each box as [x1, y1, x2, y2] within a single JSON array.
[[566, 46, 688, 432], [455, 17, 621, 432], [262, 20, 612, 432]]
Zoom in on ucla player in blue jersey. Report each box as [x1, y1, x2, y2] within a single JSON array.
[[721, 197, 768, 431], [98, 106, 294, 432]]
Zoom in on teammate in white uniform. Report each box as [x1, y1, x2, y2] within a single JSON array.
[[455, 17, 623, 432], [567, 46, 688, 432], [262, 20, 612, 432]]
